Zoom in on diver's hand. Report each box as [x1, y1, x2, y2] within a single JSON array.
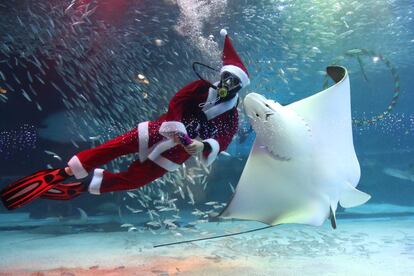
[[183, 140, 204, 155], [173, 133, 181, 144]]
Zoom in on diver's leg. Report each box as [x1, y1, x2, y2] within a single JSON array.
[[1, 129, 142, 209], [67, 128, 139, 179], [86, 159, 167, 194]]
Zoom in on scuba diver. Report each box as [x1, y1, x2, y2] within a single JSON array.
[[1, 29, 250, 210]]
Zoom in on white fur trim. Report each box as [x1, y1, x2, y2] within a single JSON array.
[[201, 138, 220, 166], [159, 121, 187, 139], [221, 65, 250, 87], [150, 156, 181, 172], [138, 122, 149, 163], [220, 28, 227, 37], [139, 122, 184, 172], [89, 168, 104, 195], [67, 155, 88, 179], [203, 94, 238, 120], [200, 82, 219, 111], [148, 139, 177, 161], [148, 139, 181, 172]]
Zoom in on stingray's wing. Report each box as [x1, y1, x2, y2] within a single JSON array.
[[286, 66, 355, 165], [287, 66, 369, 204], [219, 141, 330, 226]]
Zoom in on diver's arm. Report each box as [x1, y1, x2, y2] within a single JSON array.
[[159, 80, 210, 140], [166, 80, 210, 121]]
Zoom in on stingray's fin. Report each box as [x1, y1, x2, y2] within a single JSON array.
[[329, 205, 337, 229], [339, 183, 371, 208]]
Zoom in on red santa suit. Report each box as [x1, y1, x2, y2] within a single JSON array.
[[66, 28, 250, 195]]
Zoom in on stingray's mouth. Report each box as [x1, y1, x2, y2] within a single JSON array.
[[268, 148, 291, 161], [259, 145, 291, 161]]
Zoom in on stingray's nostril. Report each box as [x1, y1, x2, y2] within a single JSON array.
[[265, 113, 273, 120]]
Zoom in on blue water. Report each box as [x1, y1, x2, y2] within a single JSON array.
[[0, 0, 413, 259]]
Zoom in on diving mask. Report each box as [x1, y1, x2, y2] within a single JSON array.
[[192, 62, 242, 99], [218, 71, 241, 98]]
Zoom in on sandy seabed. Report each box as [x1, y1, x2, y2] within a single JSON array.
[[0, 216, 413, 276]]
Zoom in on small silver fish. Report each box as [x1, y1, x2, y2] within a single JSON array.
[[53, 155, 62, 161], [44, 150, 58, 156], [163, 219, 177, 228], [228, 182, 235, 193], [125, 205, 142, 213], [147, 221, 161, 227], [128, 227, 138, 232], [186, 185, 195, 205], [126, 191, 137, 198], [159, 207, 177, 212], [89, 135, 101, 141]]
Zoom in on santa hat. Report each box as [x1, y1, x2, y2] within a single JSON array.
[[220, 28, 250, 87]]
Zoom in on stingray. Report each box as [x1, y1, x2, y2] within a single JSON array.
[[219, 66, 370, 228], [153, 66, 371, 248]]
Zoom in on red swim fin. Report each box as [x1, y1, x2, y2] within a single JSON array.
[[0, 168, 68, 210], [40, 182, 85, 200]]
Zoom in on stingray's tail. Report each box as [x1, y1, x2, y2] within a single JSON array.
[[153, 225, 274, 248]]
